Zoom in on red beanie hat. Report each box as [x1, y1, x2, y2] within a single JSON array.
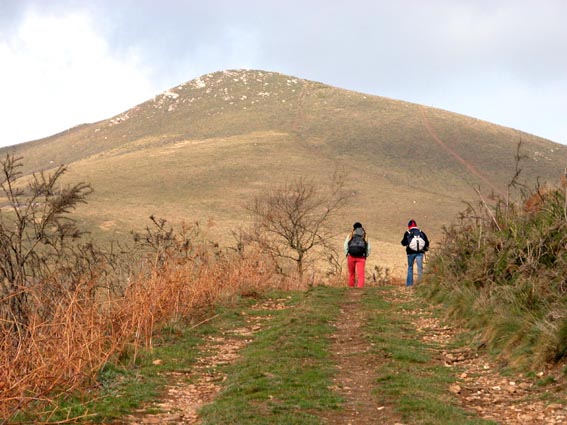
[[408, 219, 417, 229]]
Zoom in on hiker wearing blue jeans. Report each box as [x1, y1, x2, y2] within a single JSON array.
[[401, 219, 429, 287], [406, 253, 424, 286]]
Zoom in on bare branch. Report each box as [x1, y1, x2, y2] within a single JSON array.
[[0, 155, 93, 330], [245, 172, 348, 278]]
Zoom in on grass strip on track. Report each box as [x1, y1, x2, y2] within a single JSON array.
[[198, 286, 345, 425]]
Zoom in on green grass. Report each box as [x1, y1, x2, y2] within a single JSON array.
[[198, 286, 344, 424], [198, 285, 493, 424], [362, 287, 496, 425], [11, 285, 505, 424]]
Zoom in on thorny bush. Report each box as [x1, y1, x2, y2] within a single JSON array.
[[423, 179, 567, 367]]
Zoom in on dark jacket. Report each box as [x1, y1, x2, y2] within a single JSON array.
[[401, 227, 430, 255]]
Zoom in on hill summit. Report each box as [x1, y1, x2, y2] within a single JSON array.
[[3, 69, 566, 274]]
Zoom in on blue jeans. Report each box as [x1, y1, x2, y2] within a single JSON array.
[[406, 253, 424, 286]]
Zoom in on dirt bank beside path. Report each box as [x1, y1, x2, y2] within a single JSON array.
[[392, 287, 567, 425], [322, 288, 403, 425]]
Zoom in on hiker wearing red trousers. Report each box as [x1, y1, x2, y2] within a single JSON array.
[[343, 222, 371, 288]]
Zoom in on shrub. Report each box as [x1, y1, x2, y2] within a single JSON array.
[[0, 156, 278, 421], [422, 182, 567, 368]]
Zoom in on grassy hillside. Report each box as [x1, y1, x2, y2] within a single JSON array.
[[2, 69, 566, 275]]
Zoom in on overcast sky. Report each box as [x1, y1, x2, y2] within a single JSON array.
[[1, 0, 566, 147]]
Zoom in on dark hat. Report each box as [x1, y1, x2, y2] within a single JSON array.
[[353, 222, 363, 229], [408, 219, 417, 228]]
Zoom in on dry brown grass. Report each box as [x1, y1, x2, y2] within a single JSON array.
[[0, 247, 276, 422]]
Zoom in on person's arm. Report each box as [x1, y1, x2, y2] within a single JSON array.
[[401, 231, 408, 246], [343, 235, 350, 256], [366, 239, 371, 257]]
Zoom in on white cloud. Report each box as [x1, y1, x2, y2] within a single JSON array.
[[0, 9, 156, 146], [1, 1, 566, 147]]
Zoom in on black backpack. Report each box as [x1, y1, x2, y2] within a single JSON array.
[[348, 228, 367, 257]]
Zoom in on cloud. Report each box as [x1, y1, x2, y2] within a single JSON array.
[[0, 7, 156, 145], [0, 0, 566, 146]]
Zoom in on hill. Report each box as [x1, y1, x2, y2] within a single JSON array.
[[2, 69, 566, 275]]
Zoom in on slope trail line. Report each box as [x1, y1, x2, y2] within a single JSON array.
[[419, 106, 503, 197]]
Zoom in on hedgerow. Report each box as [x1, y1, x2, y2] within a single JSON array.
[[423, 179, 567, 368]]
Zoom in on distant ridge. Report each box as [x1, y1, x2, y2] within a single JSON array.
[[3, 69, 566, 274]]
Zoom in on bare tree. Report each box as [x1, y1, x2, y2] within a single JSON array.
[[246, 173, 348, 278], [132, 215, 202, 267], [0, 155, 93, 330]]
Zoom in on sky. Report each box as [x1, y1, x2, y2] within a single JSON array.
[[1, 0, 567, 148]]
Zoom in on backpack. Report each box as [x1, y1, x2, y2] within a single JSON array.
[[407, 228, 426, 252], [348, 228, 367, 257]]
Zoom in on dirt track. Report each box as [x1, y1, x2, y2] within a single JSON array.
[[125, 287, 567, 424], [321, 288, 403, 424]]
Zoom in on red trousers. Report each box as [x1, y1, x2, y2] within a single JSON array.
[[347, 255, 366, 288]]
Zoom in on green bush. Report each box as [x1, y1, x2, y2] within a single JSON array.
[[422, 184, 567, 368]]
